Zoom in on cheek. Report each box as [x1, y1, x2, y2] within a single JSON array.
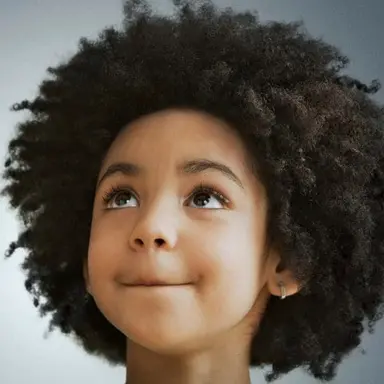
[[188, 216, 266, 321], [86, 224, 127, 324], [87, 217, 125, 287], [194, 213, 265, 279]]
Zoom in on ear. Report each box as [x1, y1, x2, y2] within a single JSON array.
[[83, 259, 92, 295], [265, 248, 300, 299]]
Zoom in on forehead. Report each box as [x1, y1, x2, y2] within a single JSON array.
[[103, 109, 249, 170]]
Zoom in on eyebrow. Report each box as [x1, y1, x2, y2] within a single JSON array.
[[97, 158, 244, 190]]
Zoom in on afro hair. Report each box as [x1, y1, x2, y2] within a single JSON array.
[[2, 0, 384, 381]]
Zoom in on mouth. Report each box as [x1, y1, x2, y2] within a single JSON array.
[[124, 280, 192, 287], [124, 283, 191, 288]]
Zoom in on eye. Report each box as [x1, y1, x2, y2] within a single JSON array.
[[101, 183, 230, 210], [102, 186, 139, 209], [186, 184, 230, 209]]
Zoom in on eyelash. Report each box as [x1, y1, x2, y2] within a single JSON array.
[[101, 182, 230, 209]]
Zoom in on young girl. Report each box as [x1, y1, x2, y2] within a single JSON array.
[[2, 0, 384, 383]]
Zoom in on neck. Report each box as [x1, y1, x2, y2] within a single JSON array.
[[126, 335, 252, 384]]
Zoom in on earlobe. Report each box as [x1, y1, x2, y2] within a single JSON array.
[[265, 250, 301, 299], [268, 270, 300, 299]]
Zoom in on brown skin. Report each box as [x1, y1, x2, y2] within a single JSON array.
[[84, 109, 299, 384]]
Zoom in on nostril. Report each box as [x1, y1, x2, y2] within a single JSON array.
[[134, 238, 144, 246], [154, 238, 165, 246], [133, 238, 166, 247]]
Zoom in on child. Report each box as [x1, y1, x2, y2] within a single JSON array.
[[2, 0, 384, 383]]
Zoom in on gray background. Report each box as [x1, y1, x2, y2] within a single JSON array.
[[0, 0, 383, 383]]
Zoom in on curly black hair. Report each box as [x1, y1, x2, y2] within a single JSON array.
[[2, 0, 384, 381]]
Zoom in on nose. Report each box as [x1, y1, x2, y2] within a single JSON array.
[[128, 200, 178, 252]]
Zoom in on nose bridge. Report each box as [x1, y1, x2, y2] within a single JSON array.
[[130, 186, 178, 249], [143, 189, 176, 226]]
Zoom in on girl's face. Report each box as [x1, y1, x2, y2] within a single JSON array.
[[86, 108, 277, 353]]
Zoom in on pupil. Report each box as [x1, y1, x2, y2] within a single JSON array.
[[116, 193, 130, 205], [194, 193, 210, 206]]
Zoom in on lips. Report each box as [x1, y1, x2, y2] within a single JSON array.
[[124, 278, 191, 287]]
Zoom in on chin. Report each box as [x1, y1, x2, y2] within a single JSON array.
[[122, 317, 210, 355]]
